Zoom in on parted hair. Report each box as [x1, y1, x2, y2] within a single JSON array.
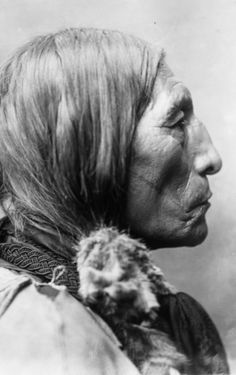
[[0, 28, 164, 257]]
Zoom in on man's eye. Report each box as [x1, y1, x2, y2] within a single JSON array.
[[172, 111, 186, 129], [173, 117, 186, 129], [171, 111, 186, 146]]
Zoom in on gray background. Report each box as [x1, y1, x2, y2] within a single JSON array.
[[0, 0, 235, 370]]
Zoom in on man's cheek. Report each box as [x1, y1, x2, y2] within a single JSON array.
[[156, 150, 188, 195]]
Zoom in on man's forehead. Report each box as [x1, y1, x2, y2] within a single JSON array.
[[155, 60, 192, 102]]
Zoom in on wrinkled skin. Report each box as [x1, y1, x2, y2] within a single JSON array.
[[126, 64, 222, 248]]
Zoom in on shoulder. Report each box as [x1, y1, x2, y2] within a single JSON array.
[[0, 267, 140, 375], [158, 291, 229, 374]]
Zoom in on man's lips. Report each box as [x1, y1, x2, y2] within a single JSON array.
[[187, 192, 212, 212]]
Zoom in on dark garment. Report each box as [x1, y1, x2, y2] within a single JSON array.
[[157, 293, 229, 374], [0, 217, 229, 374]]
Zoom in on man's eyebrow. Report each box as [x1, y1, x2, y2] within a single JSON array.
[[165, 86, 193, 120]]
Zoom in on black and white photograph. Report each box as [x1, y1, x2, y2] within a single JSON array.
[[0, 1, 234, 374]]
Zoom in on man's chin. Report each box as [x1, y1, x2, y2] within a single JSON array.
[[139, 222, 208, 250], [183, 218, 209, 246], [182, 226, 208, 247]]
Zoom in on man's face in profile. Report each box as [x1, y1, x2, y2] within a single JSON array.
[[125, 62, 222, 249]]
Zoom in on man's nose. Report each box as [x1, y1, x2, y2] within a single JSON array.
[[193, 123, 222, 176]]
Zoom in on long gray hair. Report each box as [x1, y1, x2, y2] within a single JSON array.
[[0, 28, 164, 257]]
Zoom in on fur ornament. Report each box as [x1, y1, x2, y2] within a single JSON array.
[[75, 228, 188, 375]]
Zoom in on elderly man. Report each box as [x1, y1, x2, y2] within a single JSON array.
[[0, 28, 229, 374]]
